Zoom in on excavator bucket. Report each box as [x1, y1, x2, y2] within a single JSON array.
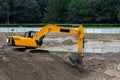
[[68, 53, 83, 68]]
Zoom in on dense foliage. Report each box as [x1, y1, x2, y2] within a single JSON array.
[[0, 0, 120, 23]]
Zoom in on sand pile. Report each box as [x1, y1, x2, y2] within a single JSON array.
[[0, 51, 85, 80], [0, 50, 120, 80]]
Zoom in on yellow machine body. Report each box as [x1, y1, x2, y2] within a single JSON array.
[[10, 36, 37, 48], [7, 24, 84, 57]]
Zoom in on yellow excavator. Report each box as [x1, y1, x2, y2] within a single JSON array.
[[6, 24, 84, 66]]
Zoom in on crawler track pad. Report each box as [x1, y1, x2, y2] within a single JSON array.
[[13, 48, 49, 54], [28, 49, 49, 54], [13, 48, 26, 52]]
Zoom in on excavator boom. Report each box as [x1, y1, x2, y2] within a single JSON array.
[[33, 24, 84, 57]]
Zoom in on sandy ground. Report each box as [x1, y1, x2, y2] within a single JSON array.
[[0, 33, 120, 53], [0, 32, 120, 80], [40, 33, 120, 53]]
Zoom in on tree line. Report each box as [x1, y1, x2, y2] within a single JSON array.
[[0, 0, 120, 24]]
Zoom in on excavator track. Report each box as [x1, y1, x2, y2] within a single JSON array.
[[13, 48, 26, 52], [2, 45, 49, 54], [13, 48, 49, 54], [25, 49, 49, 54]]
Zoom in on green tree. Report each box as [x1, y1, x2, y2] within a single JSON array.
[[43, 0, 69, 23], [13, 0, 40, 23], [118, 9, 120, 22], [66, 0, 92, 23], [0, 0, 120, 23], [0, 0, 9, 23], [91, 0, 120, 23], [36, 0, 47, 23]]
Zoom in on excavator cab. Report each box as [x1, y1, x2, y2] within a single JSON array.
[[24, 31, 45, 46], [24, 31, 37, 38]]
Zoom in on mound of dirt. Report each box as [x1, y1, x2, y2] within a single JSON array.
[[60, 37, 77, 45], [0, 49, 120, 80], [0, 33, 120, 80], [0, 51, 87, 80]]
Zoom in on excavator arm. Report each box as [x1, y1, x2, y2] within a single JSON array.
[[32, 24, 84, 57]]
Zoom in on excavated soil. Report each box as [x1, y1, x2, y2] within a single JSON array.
[[0, 50, 120, 80], [0, 32, 120, 80], [0, 51, 82, 80]]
